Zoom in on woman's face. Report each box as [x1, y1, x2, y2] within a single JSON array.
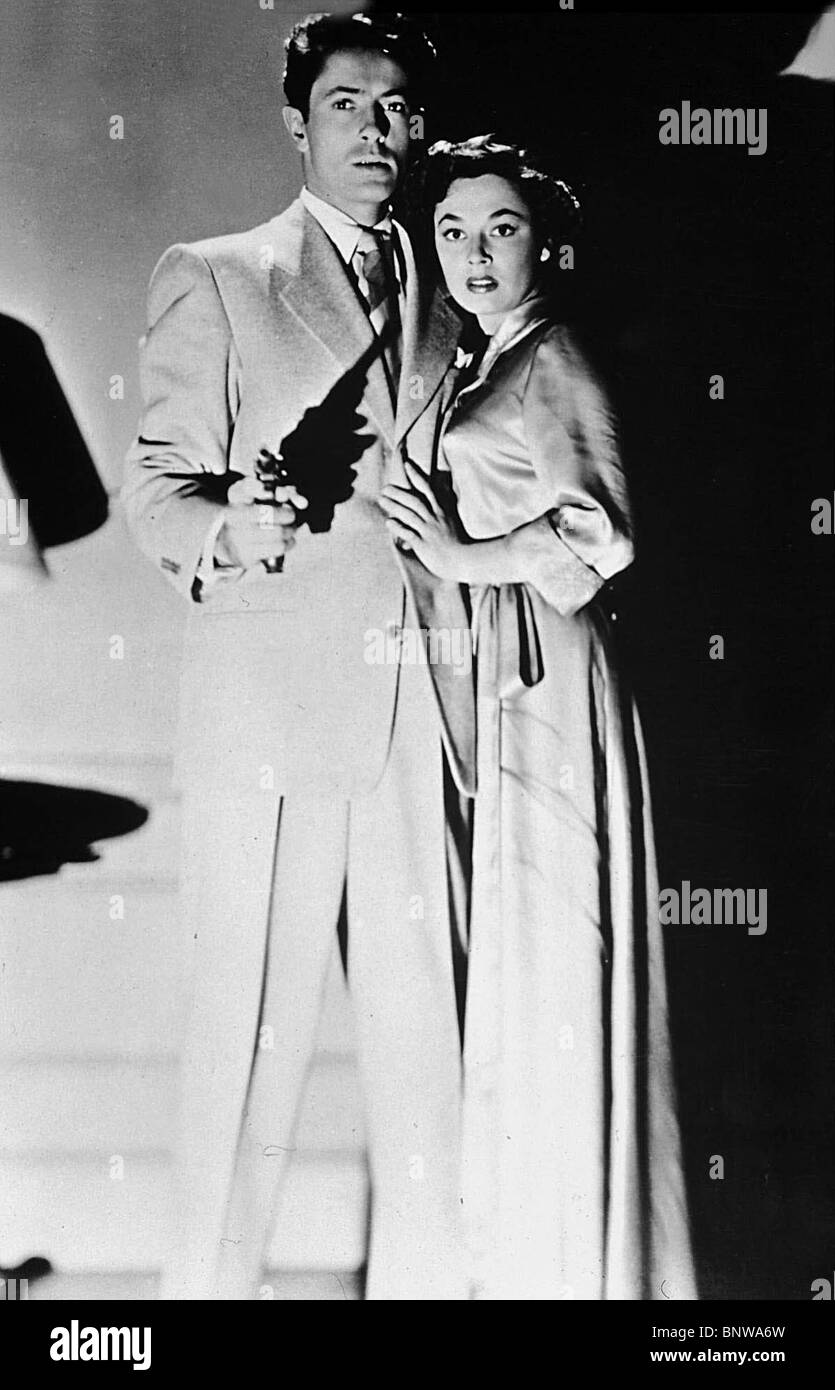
[[433, 173, 542, 331]]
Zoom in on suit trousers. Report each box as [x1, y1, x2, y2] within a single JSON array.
[[161, 654, 472, 1300]]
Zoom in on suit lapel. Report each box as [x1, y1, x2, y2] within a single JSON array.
[[262, 204, 475, 795], [394, 232, 462, 450], [269, 201, 396, 446]]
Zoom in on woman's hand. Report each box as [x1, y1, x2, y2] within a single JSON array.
[[378, 459, 470, 582]]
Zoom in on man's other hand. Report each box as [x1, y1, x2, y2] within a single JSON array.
[[215, 475, 308, 569]]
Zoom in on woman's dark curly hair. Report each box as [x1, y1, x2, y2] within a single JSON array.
[[406, 134, 582, 261]]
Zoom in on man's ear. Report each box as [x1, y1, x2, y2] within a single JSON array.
[[282, 105, 308, 152]]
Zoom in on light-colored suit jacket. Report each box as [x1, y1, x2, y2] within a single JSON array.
[[122, 199, 475, 797]]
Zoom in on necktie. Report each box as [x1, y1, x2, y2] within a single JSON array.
[[352, 227, 402, 400]]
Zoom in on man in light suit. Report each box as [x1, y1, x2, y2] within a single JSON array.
[[122, 13, 475, 1299]]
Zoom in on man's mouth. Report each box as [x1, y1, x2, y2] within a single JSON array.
[[354, 156, 393, 172], [465, 276, 498, 292]]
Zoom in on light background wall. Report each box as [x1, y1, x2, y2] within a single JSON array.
[[0, 0, 366, 1282]]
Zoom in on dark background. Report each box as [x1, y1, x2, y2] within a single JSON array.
[[394, 7, 834, 1300]]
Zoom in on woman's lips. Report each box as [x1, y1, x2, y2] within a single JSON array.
[[466, 276, 498, 292]]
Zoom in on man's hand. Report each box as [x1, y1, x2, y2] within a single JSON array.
[[215, 475, 308, 570]]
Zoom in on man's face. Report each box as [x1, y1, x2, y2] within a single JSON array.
[[285, 50, 413, 221]]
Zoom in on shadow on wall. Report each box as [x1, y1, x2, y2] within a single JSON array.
[[0, 313, 109, 589], [0, 316, 145, 872], [0, 780, 148, 882]]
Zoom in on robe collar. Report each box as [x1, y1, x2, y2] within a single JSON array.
[[471, 293, 552, 383]]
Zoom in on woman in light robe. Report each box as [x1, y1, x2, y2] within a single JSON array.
[[380, 136, 697, 1300]]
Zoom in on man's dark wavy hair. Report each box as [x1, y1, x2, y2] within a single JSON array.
[[408, 134, 582, 257], [283, 12, 437, 121]]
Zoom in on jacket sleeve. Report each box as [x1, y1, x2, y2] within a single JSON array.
[[121, 244, 240, 600], [517, 326, 634, 616]]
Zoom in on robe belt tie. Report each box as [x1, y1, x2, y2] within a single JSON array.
[[471, 582, 546, 700]]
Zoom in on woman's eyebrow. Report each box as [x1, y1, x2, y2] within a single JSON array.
[[436, 212, 462, 225], [489, 207, 526, 219]]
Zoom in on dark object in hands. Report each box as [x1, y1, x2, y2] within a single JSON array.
[[254, 449, 296, 493], [254, 348, 376, 570], [254, 448, 295, 573]]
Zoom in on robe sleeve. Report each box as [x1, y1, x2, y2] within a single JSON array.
[[517, 326, 634, 616]]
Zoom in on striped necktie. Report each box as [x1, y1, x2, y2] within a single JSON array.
[[352, 227, 402, 400]]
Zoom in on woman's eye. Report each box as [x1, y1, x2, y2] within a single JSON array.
[[440, 228, 465, 241], [333, 99, 354, 110], [385, 100, 408, 115], [493, 223, 519, 237]]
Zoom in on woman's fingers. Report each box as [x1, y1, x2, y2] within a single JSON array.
[[379, 485, 432, 530], [384, 518, 414, 550], [379, 493, 428, 536], [402, 458, 443, 520]]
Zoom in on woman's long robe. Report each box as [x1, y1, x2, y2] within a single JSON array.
[[438, 297, 697, 1300]]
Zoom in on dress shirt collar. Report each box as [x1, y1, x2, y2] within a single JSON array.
[[300, 185, 394, 265]]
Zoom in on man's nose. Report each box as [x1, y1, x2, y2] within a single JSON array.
[[361, 102, 390, 140]]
